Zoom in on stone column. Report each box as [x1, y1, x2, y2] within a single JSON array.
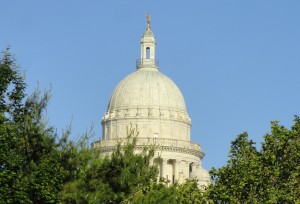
[[174, 160, 180, 183], [161, 158, 168, 182]]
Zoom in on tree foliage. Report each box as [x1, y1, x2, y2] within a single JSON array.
[[61, 126, 159, 204], [131, 179, 206, 204], [208, 117, 300, 203], [0, 48, 65, 203]]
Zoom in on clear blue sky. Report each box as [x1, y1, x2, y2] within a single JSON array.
[[1, 1, 300, 170]]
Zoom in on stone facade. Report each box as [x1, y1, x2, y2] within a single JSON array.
[[93, 20, 210, 189]]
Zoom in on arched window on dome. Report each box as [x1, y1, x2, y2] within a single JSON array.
[[146, 47, 150, 59]]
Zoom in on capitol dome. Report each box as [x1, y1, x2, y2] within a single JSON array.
[[95, 16, 210, 187], [107, 69, 187, 117], [101, 22, 191, 141]]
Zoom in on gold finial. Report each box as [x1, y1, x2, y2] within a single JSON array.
[[146, 14, 151, 30]]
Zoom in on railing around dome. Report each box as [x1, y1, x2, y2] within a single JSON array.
[[136, 59, 159, 69], [92, 137, 203, 158]]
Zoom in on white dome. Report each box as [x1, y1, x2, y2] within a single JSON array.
[[101, 25, 192, 141], [107, 68, 187, 113], [96, 18, 208, 188], [101, 67, 191, 140]]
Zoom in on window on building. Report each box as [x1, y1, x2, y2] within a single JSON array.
[[146, 47, 150, 59]]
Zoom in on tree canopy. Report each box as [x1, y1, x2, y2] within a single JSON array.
[[208, 117, 300, 203], [60, 126, 159, 204], [0, 48, 65, 203]]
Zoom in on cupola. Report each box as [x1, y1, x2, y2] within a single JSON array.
[[137, 15, 159, 69]]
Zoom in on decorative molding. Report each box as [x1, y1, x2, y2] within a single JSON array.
[[102, 107, 191, 124], [93, 137, 204, 159], [100, 145, 204, 159]]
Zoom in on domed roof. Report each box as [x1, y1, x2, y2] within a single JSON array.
[[102, 17, 191, 138], [107, 68, 187, 113], [98, 17, 208, 189]]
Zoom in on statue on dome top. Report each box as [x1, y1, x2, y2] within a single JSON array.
[[146, 14, 151, 30]]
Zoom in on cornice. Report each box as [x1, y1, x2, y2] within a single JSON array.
[[92, 138, 204, 159]]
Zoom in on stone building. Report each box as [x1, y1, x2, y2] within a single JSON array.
[[93, 17, 210, 189]]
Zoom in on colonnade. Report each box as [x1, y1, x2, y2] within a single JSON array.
[[158, 158, 194, 184]]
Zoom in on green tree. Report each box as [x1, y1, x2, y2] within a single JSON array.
[[60, 126, 159, 204], [131, 179, 206, 204], [0, 48, 29, 203], [208, 133, 261, 203], [131, 180, 178, 204], [176, 179, 206, 204], [259, 118, 300, 203], [0, 49, 65, 203], [208, 117, 300, 203]]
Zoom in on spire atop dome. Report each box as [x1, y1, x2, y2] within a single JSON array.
[[146, 14, 151, 30], [136, 15, 159, 70]]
